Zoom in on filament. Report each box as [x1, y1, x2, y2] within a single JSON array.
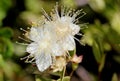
[[18, 36, 31, 43], [76, 33, 83, 36], [20, 28, 28, 32], [41, 8, 51, 21], [16, 41, 29, 45]]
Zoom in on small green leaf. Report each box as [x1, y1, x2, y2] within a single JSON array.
[[92, 40, 102, 63], [98, 54, 106, 72]]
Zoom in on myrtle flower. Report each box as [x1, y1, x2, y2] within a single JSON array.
[[21, 3, 85, 72], [25, 27, 65, 72], [42, 4, 85, 51]]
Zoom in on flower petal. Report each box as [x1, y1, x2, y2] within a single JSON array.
[[69, 24, 80, 35], [36, 53, 52, 72], [26, 42, 38, 54], [29, 27, 41, 41], [61, 16, 73, 23], [63, 35, 75, 51], [51, 43, 64, 56]]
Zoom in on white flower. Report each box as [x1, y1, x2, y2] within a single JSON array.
[[42, 5, 83, 51], [23, 4, 85, 72], [52, 16, 80, 51], [26, 27, 64, 72]]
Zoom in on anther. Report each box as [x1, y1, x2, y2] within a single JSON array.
[[20, 28, 28, 32]]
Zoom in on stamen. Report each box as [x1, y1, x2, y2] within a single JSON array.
[[25, 58, 30, 63], [79, 23, 89, 29], [22, 33, 25, 36], [41, 8, 51, 21], [16, 41, 29, 45], [73, 11, 86, 23], [76, 33, 83, 36], [21, 55, 35, 63], [54, 2, 60, 19], [74, 20, 79, 24], [27, 27, 30, 30], [67, 8, 73, 16], [51, 8, 55, 14], [20, 55, 30, 60], [72, 9, 83, 18], [29, 57, 36, 63], [18, 36, 31, 43], [20, 28, 28, 32], [66, 51, 72, 59], [74, 37, 85, 46], [72, 9, 82, 19], [64, 7, 69, 16], [61, 5, 65, 17], [37, 17, 45, 25]]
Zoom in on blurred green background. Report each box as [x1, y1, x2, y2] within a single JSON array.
[[0, 0, 120, 81]]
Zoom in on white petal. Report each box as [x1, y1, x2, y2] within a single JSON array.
[[29, 27, 41, 41], [36, 53, 52, 72], [69, 24, 80, 35], [63, 35, 75, 51], [26, 42, 38, 54], [61, 16, 72, 23], [51, 43, 64, 56]]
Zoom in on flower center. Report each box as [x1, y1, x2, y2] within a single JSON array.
[[38, 37, 51, 51], [56, 26, 69, 39]]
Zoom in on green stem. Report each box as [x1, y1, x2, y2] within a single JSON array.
[[61, 66, 66, 81]]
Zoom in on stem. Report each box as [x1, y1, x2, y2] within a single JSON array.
[[61, 66, 66, 81]]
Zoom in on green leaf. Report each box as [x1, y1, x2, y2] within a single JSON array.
[[92, 40, 102, 63], [98, 54, 106, 72]]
